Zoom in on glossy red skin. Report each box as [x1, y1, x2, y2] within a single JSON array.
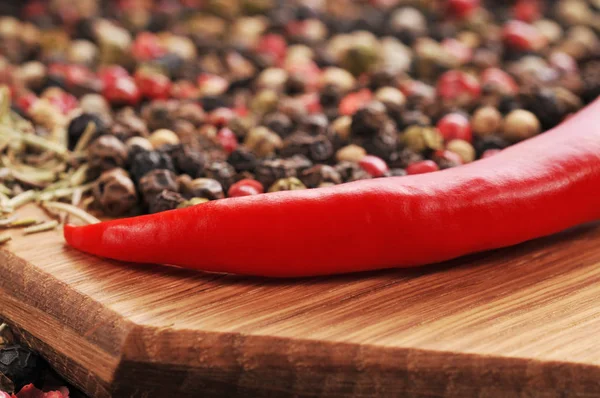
[[65, 99, 600, 277]]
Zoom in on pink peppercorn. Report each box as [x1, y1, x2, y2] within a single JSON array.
[[437, 113, 472, 142], [406, 160, 440, 175], [207, 108, 235, 127], [359, 155, 389, 177], [132, 32, 166, 61], [255, 34, 287, 65], [47, 91, 78, 114], [103, 76, 141, 106], [513, 0, 541, 23], [228, 179, 264, 197], [217, 127, 238, 154], [339, 89, 373, 116], [480, 67, 519, 95], [436, 70, 481, 103], [98, 65, 129, 86], [502, 20, 546, 52], [16, 92, 38, 113], [441, 38, 472, 65], [447, 0, 480, 19], [170, 80, 198, 99], [135, 71, 171, 100]]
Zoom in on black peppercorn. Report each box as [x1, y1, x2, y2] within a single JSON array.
[[300, 164, 342, 188], [300, 114, 330, 137], [350, 101, 390, 137], [389, 148, 424, 169], [87, 135, 128, 177], [334, 161, 372, 182], [93, 168, 138, 216], [255, 158, 297, 188], [180, 178, 224, 200], [319, 84, 342, 108], [0, 345, 46, 390], [139, 169, 180, 203], [284, 74, 306, 95], [111, 107, 149, 142], [204, 161, 236, 191], [171, 145, 206, 177], [281, 132, 334, 163], [67, 112, 105, 150], [581, 61, 600, 104], [130, 150, 175, 182], [227, 147, 258, 172], [473, 134, 510, 157], [200, 95, 231, 112], [263, 112, 293, 137], [148, 190, 185, 214], [141, 100, 178, 132]]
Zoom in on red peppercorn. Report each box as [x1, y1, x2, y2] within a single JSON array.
[[339, 89, 373, 116], [197, 73, 229, 95], [447, 0, 480, 19], [406, 160, 440, 175], [437, 113, 472, 143], [132, 32, 166, 61], [228, 179, 264, 197], [441, 38, 472, 65], [207, 108, 235, 127], [513, 0, 541, 23], [16, 93, 38, 113], [103, 76, 141, 106], [480, 67, 518, 95], [47, 91, 78, 114], [359, 155, 389, 177], [170, 80, 199, 99], [217, 127, 238, 154], [286, 60, 321, 92], [300, 92, 323, 114], [436, 70, 481, 103], [98, 65, 129, 87], [255, 33, 287, 65], [135, 71, 172, 100], [502, 20, 546, 52], [64, 64, 96, 88]]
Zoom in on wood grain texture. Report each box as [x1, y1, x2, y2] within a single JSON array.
[[1, 205, 600, 397]]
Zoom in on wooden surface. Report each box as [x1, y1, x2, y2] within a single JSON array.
[[1, 205, 600, 397]]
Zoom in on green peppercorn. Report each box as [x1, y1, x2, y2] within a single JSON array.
[[268, 177, 307, 192], [401, 126, 444, 153]]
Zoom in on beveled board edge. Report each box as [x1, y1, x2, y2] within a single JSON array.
[[2, 248, 600, 397]]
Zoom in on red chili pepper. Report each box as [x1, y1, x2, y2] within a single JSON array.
[[65, 100, 600, 277]]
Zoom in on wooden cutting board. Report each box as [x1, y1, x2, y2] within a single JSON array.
[[1, 205, 600, 397]]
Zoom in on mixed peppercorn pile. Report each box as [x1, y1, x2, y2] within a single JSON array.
[[0, 0, 597, 221]]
